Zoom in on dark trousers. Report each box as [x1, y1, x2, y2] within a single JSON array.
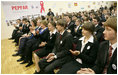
[[57, 60, 82, 74], [18, 37, 29, 55], [24, 38, 39, 62], [12, 29, 18, 39], [14, 32, 23, 44], [38, 56, 73, 74]]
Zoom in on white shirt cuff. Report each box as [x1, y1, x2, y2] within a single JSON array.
[[54, 55, 57, 59]]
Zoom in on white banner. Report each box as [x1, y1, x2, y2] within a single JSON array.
[[1, 1, 46, 26]]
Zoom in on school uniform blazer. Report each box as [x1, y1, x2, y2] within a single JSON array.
[[16, 23, 22, 30], [52, 30, 73, 59], [66, 21, 75, 36], [92, 41, 117, 74], [34, 28, 49, 42], [73, 25, 82, 39], [45, 32, 58, 50], [22, 24, 29, 34], [75, 37, 99, 67], [94, 25, 104, 42]]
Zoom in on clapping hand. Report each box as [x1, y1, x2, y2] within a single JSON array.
[[70, 50, 80, 56], [47, 56, 55, 62], [77, 68, 95, 74], [46, 53, 55, 59]]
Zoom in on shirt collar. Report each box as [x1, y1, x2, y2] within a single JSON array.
[[109, 42, 117, 50], [79, 35, 94, 43], [95, 24, 98, 27], [60, 30, 65, 35], [76, 25, 80, 28], [50, 29, 57, 35]]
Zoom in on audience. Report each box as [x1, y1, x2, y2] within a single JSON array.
[[9, 5, 117, 74]]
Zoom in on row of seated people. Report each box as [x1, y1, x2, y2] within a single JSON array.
[[11, 16, 104, 66], [9, 11, 116, 74]]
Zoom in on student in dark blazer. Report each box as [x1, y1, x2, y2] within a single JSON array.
[[73, 19, 82, 43], [33, 21, 58, 74], [14, 18, 30, 46], [9, 19, 22, 40], [57, 22, 99, 74], [20, 20, 49, 67], [65, 15, 75, 36], [92, 17, 105, 42], [35, 19, 73, 74], [12, 19, 37, 56], [77, 17, 117, 74]]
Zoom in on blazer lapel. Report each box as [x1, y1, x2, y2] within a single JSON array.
[[103, 42, 109, 64], [81, 42, 93, 53], [108, 48, 117, 66]]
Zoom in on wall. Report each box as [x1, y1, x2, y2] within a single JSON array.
[[1, 1, 116, 40], [1, 7, 15, 40], [44, 1, 116, 15]]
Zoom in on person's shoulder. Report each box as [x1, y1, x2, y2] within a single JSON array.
[[100, 40, 109, 46]]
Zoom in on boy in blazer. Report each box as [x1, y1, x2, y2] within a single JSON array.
[[35, 19, 73, 74], [77, 16, 117, 74]]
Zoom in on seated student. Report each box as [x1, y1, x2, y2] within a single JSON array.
[[20, 20, 49, 67], [57, 22, 99, 74], [12, 19, 37, 56], [14, 18, 30, 46], [33, 21, 57, 74], [77, 16, 117, 74], [73, 19, 82, 43], [65, 15, 75, 36], [9, 19, 22, 40], [35, 19, 73, 74], [92, 16, 105, 43]]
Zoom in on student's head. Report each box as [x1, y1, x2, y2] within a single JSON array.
[[83, 16, 89, 22], [31, 19, 37, 27], [37, 19, 41, 26], [92, 17, 100, 25], [82, 22, 95, 37], [103, 17, 117, 42], [65, 15, 71, 22], [16, 19, 21, 24], [26, 20, 30, 25], [48, 21, 56, 31], [22, 18, 27, 24], [56, 19, 67, 32], [40, 20, 48, 29], [75, 19, 81, 26], [72, 15, 77, 21], [49, 8, 51, 12]]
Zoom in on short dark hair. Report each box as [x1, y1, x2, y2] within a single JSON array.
[[93, 16, 100, 22], [22, 18, 27, 22], [49, 21, 56, 28], [56, 19, 67, 29], [31, 19, 37, 26], [17, 19, 21, 21]]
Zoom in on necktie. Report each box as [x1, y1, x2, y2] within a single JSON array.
[[60, 34, 62, 39], [102, 45, 113, 74]]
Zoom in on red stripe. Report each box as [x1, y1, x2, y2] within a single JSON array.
[[34, 49, 40, 52]]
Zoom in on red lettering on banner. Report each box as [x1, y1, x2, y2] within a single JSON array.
[[11, 5, 28, 10], [23, 6, 28, 9]]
